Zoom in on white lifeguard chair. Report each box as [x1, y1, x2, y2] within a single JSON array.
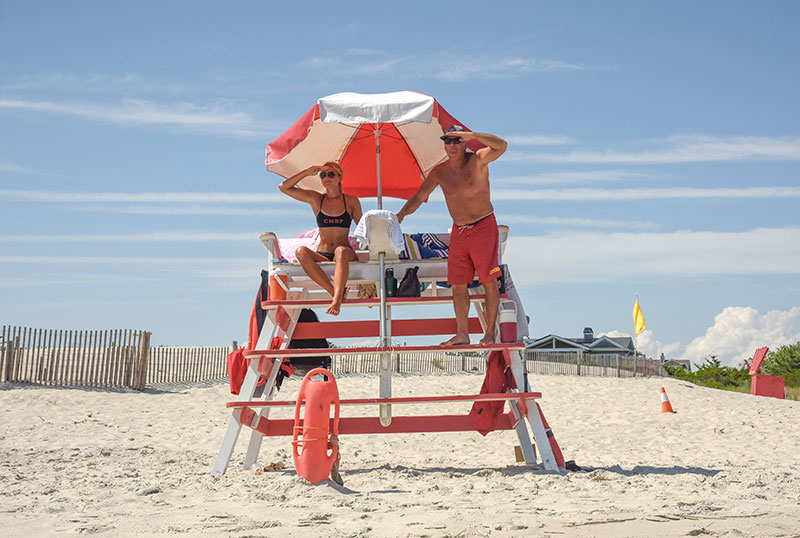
[[211, 215, 564, 477]]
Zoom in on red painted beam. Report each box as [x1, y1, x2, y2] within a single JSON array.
[[289, 317, 483, 339], [242, 412, 518, 436], [227, 391, 542, 408], [262, 294, 508, 310], [244, 342, 525, 359]]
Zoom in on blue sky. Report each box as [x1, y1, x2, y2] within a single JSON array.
[[1, 1, 799, 367]]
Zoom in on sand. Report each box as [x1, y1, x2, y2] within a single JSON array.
[[1, 372, 798, 538]]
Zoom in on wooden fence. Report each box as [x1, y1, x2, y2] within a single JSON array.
[[1, 325, 150, 390], [329, 350, 668, 378], [331, 351, 487, 374], [524, 350, 668, 377], [147, 345, 229, 385], [1, 325, 668, 390]]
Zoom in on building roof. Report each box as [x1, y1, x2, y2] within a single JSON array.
[[525, 332, 634, 353]]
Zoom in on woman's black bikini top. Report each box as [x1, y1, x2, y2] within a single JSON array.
[[316, 194, 352, 229]]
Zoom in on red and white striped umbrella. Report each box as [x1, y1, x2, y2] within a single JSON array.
[[265, 91, 480, 206]]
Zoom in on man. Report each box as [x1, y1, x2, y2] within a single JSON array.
[[397, 125, 507, 346]]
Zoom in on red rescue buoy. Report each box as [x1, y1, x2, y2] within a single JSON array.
[[292, 368, 340, 484]]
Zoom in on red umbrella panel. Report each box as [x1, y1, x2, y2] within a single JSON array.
[[265, 91, 481, 201]]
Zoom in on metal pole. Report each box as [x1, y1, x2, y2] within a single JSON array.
[[374, 126, 392, 425], [374, 127, 382, 209]]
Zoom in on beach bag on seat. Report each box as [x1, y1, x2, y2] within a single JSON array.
[[397, 266, 421, 297]]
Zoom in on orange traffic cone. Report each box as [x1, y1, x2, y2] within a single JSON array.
[[660, 386, 676, 413]]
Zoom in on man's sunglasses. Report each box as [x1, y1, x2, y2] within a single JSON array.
[[319, 171, 337, 179], [442, 137, 462, 145]]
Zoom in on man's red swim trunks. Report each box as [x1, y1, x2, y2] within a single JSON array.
[[447, 213, 502, 285]]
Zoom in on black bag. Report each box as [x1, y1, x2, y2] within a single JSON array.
[[397, 266, 421, 297]]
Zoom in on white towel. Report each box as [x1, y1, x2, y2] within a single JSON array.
[[354, 210, 405, 253]]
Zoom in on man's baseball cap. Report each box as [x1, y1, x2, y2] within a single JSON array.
[[440, 125, 466, 140]]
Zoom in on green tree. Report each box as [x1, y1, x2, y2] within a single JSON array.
[[761, 342, 800, 387]]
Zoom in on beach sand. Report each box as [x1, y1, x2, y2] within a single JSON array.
[[1, 372, 798, 537]]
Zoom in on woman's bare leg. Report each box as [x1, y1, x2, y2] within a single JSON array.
[[326, 246, 358, 316], [296, 246, 334, 295]]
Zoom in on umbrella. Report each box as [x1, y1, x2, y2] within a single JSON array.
[[265, 90, 480, 207]]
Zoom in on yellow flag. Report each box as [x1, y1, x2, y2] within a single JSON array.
[[633, 297, 646, 336]]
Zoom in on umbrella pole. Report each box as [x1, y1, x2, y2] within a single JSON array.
[[374, 127, 392, 426], [374, 127, 382, 210]]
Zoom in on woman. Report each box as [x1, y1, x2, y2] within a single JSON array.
[[279, 162, 363, 315]]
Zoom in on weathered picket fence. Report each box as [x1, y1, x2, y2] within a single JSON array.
[[1, 326, 150, 390], [1, 325, 667, 391]]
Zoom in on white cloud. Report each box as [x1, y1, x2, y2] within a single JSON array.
[[0, 97, 269, 137], [505, 227, 800, 284], [491, 186, 800, 201], [612, 329, 683, 360], [682, 306, 800, 368], [505, 135, 800, 163], [505, 135, 574, 146], [0, 160, 43, 174], [1, 72, 178, 92], [502, 214, 657, 231], [0, 231, 257, 242], [493, 170, 646, 186], [435, 56, 607, 81], [77, 204, 305, 216], [0, 255, 259, 265], [298, 49, 608, 82], [0, 189, 285, 203]]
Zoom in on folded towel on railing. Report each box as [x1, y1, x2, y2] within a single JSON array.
[[353, 210, 405, 253], [400, 232, 449, 260]]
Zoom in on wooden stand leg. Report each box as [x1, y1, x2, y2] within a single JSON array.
[[211, 358, 265, 476], [508, 399, 537, 464], [242, 306, 301, 470], [506, 348, 561, 472]]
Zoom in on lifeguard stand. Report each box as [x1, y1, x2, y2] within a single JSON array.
[[211, 215, 564, 477]]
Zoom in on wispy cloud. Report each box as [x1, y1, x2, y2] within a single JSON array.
[[505, 227, 800, 285], [0, 189, 285, 203], [491, 186, 800, 201], [298, 48, 608, 82], [0, 231, 257, 242], [0, 160, 45, 175], [506, 135, 574, 146], [502, 214, 657, 231], [505, 135, 800, 163], [301, 51, 414, 75], [0, 97, 270, 137], [0, 254, 260, 266], [0, 72, 183, 93], [494, 170, 646, 186], [434, 56, 607, 81], [77, 204, 305, 216]]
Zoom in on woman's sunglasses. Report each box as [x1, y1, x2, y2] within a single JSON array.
[[442, 137, 462, 145], [319, 171, 337, 179]]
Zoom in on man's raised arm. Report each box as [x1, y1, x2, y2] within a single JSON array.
[[396, 171, 440, 223], [462, 132, 507, 164]]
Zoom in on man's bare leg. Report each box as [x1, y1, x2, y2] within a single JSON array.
[[441, 283, 471, 346], [296, 246, 334, 296], [479, 278, 500, 345], [326, 247, 356, 316]]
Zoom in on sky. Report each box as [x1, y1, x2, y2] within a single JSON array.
[[1, 1, 799, 367]]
